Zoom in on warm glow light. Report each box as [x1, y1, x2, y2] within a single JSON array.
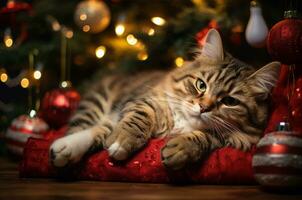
[[7, 0, 15, 8], [4, 28, 13, 47], [151, 17, 166, 26], [52, 22, 61, 31], [175, 57, 184, 67], [137, 52, 148, 61], [95, 46, 106, 59], [148, 28, 155, 36], [80, 14, 87, 21], [61, 81, 68, 88], [126, 34, 138, 46], [29, 109, 37, 118], [47, 16, 61, 31], [82, 25, 90, 32], [0, 73, 8, 83], [33, 70, 42, 80], [115, 24, 125, 36], [65, 30, 74, 39], [21, 78, 29, 88], [4, 38, 13, 47]]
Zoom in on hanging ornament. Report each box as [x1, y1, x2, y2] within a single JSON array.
[[5, 50, 48, 156], [267, 0, 302, 65], [0, 0, 31, 13], [0, 0, 32, 47], [74, 0, 111, 33], [5, 115, 48, 156], [40, 23, 80, 128], [245, 1, 268, 48], [40, 88, 80, 128], [195, 19, 219, 47], [253, 122, 302, 188]]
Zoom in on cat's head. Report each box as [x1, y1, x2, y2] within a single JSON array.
[[170, 29, 280, 139]]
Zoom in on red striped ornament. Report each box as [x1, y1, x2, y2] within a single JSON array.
[[5, 115, 49, 156], [252, 131, 302, 187]]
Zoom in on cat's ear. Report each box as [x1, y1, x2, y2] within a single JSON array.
[[248, 61, 281, 93], [201, 29, 224, 62]]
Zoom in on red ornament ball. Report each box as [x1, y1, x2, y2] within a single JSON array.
[[252, 131, 302, 187], [267, 18, 302, 65], [5, 115, 49, 156], [40, 88, 81, 128], [0, 0, 31, 14]]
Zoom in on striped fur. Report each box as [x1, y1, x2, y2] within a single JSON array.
[[50, 29, 280, 170]]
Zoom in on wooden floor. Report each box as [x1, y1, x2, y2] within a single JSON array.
[[0, 157, 301, 200]]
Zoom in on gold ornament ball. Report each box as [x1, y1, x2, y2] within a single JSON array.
[[74, 0, 111, 33]]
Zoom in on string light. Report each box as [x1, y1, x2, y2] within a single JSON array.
[[20, 78, 29, 88], [46, 15, 61, 31], [65, 30, 74, 39], [95, 46, 106, 59], [61, 81, 68, 88], [80, 14, 87, 21], [115, 24, 125, 36], [52, 22, 61, 31], [29, 109, 37, 118], [148, 28, 155, 36], [4, 38, 13, 47], [82, 25, 90, 32], [4, 28, 13, 48], [175, 57, 184, 67], [0, 73, 8, 83], [126, 34, 138, 46], [33, 70, 42, 80], [137, 52, 148, 61], [151, 17, 166, 26]]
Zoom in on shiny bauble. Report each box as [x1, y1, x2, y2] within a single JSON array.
[[40, 88, 81, 128], [253, 131, 302, 188], [74, 0, 111, 33], [245, 1, 268, 48], [5, 115, 49, 156], [267, 18, 302, 64]]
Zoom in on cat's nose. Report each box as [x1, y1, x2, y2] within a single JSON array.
[[200, 104, 211, 113]]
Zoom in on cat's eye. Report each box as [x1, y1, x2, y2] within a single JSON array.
[[220, 96, 240, 106], [196, 79, 206, 93]]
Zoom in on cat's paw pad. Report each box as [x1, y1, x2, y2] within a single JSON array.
[[107, 141, 128, 160], [49, 138, 73, 167], [161, 137, 199, 170]]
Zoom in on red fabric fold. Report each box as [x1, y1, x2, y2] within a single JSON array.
[[20, 129, 256, 184]]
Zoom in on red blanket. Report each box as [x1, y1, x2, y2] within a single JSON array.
[[18, 65, 302, 183], [20, 128, 256, 184]]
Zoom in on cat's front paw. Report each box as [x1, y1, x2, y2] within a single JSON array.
[[50, 130, 94, 167], [105, 131, 131, 161], [105, 129, 145, 161], [161, 136, 201, 170], [50, 138, 74, 167]]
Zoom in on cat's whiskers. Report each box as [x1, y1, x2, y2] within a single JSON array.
[[153, 97, 193, 113], [162, 91, 195, 110], [212, 116, 241, 134], [206, 116, 225, 142]]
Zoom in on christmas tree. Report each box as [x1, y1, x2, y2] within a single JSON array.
[[0, 0, 292, 153]]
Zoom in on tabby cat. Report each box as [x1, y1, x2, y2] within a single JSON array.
[[50, 29, 280, 170]]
